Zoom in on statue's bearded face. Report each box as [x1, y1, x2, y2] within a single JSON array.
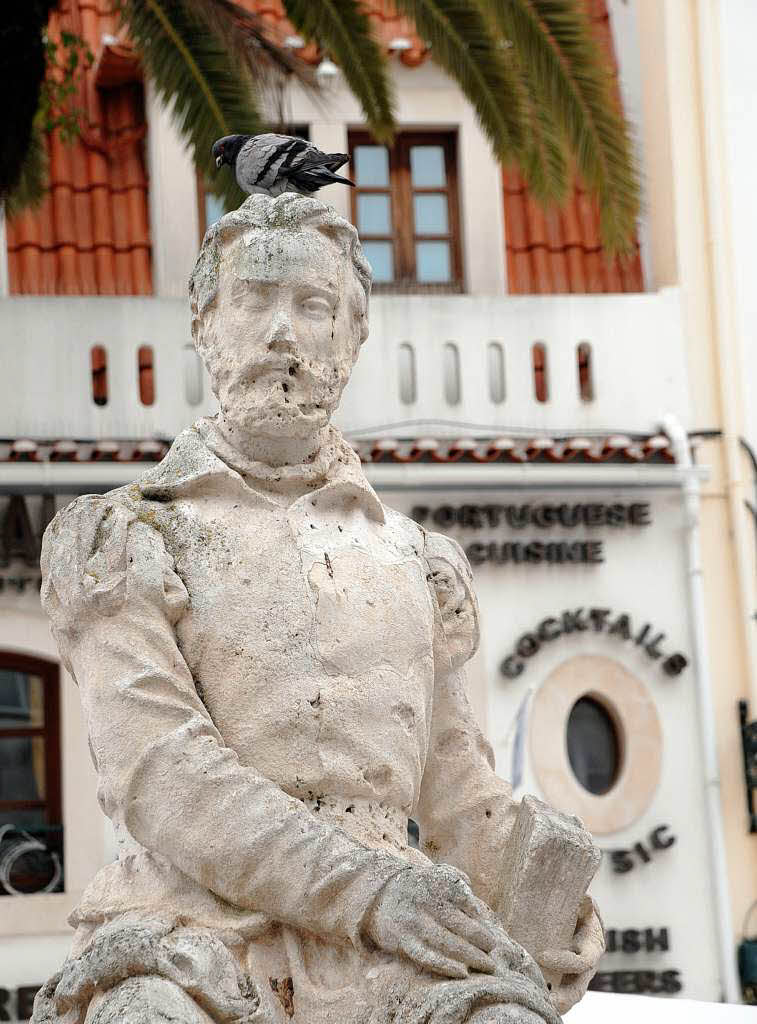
[[196, 228, 364, 440]]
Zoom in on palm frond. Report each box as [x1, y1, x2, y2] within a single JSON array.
[[182, 0, 315, 86], [283, 0, 395, 143], [520, 88, 569, 204], [118, 0, 262, 210], [484, 0, 640, 254], [4, 116, 48, 218], [393, 0, 526, 160]]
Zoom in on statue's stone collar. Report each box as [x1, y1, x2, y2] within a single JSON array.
[[138, 417, 385, 523]]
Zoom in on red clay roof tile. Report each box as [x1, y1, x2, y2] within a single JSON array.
[[6, 1, 152, 295]]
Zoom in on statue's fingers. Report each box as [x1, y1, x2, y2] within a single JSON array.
[[537, 947, 592, 975], [398, 936, 468, 979], [413, 917, 496, 975], [444, 881, 492, 925], [435, 905, 497, 954], [548, 967, 593, 1015], [572, 902, 605, 963]]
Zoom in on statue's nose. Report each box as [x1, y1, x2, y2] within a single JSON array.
[[267, 309, 296, 352]]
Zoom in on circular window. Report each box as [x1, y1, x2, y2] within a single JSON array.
[[566, 696, 621, 795], [529, 655, 663, 834]]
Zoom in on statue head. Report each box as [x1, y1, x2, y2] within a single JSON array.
[[189, 194, 372, 444]]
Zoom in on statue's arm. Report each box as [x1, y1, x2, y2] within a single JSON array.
[[41, 495, 407, 944], [415, 532, 604, 1013], [414, 531, 518, 913]]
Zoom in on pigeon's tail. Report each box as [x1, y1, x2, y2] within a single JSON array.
[[292, 166, 355, 192]]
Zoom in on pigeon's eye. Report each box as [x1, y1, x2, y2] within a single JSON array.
[[300, 295, 333, 318]]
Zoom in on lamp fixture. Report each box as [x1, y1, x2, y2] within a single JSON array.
[[315, 58, 340, 86]]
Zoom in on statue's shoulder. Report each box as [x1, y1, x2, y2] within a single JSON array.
[[381, 506, 473, 579], [423, 528, 480, 670], [381, 508, 479, 668]]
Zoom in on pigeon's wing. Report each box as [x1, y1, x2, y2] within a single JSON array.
[[233, 135, 299, 192], [235, 135, 309, 194]]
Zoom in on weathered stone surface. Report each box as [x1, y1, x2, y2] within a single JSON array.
[[35, 194, 603, 1023]]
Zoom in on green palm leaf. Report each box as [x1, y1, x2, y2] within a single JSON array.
[[183, 0, 315, 86], [118, 0, 262, 210], [394, 0, 526, 160], [484, 0, 640, 254], [283, 0, 395, 143], [517, 66, 569, 203]]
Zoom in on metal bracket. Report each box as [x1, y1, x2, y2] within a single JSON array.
[[739, 700, 757, 834]]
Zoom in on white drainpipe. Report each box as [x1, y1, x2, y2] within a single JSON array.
[[663, 413, 741, 1003]]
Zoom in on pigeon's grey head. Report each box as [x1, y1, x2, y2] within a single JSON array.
[[212, 134, 249, 169]]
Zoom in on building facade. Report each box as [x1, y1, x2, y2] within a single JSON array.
[[0, 1, 755, 1019]]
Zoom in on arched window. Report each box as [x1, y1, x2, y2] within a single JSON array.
[[566, 695, 621, 796], [0, 653, 63, 895]]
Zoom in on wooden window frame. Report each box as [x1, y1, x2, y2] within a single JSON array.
[[349, 130, 463, 293], [0, 652, 62, 826]]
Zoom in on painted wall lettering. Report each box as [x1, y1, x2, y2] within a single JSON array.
[[466, 540, 604, 566], [499, 609, 689, 679], [588, 970, 682, 995], [0, 494, 56, 569], [606, 825, 676, 873], [0, 986, 41, 1022], [605, 928, 670, 954], [411, 502, 652, 530]]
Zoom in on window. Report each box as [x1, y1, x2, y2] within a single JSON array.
[[566, 695, 621, 796], [349, 131, 462, 292], [0, 654, 63, 895]]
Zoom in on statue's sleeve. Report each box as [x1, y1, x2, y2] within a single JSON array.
[[414, 530, 519, 914], [41, 495, 407, 944]]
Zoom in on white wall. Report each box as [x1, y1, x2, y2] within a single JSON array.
[[379, 482, 723, 1002], [718, 0, 757, 456], [0, 288, 690, 442]]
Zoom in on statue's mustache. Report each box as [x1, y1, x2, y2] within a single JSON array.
[[233, 357, 337, 389]]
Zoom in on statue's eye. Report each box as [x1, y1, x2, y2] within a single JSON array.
[[301, 295, 332, 317]]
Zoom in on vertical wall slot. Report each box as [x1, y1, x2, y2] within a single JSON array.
[[90, 345, 108, 406], [398, 342, 417, 405], [577, 341, 594, 401], [487, 341, 505, 404], [532, 342, 548, 403], [138, 345, 155, 406], [183, 345, 204, 406], [443, 341, 461, 405]]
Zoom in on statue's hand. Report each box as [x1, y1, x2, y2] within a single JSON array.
[[363, 864, 499, 979], [535, 895, 605, 1014]]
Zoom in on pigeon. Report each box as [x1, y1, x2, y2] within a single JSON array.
[[212, 133, 354, 197]]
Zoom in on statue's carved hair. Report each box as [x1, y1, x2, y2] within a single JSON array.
[[189, 193, 372, 343]]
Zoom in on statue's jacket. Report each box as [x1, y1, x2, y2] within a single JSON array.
[[39, 419, 523, 1022]]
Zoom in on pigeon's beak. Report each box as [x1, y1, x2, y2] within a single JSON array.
[[215, 155, 224, 169]]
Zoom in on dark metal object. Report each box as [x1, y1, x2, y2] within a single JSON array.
[[739, 700, 757, 834], [738, 899, 757, 1004]]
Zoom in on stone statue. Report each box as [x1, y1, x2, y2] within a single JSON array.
[[34, 195, 604, 1024]]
